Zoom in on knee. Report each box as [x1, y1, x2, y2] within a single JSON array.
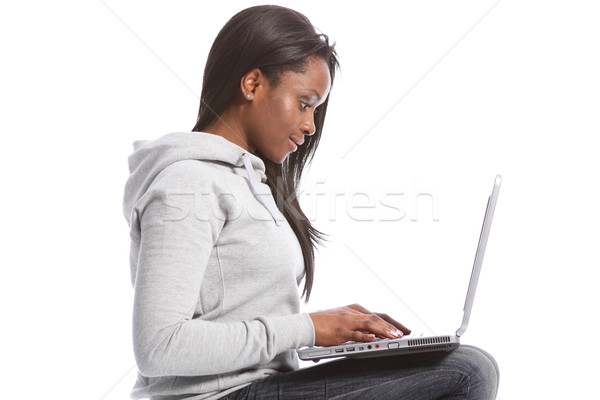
[[455, 345, 500, 398]]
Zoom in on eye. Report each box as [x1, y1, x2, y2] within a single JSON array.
[[300, 102, 310, 112]]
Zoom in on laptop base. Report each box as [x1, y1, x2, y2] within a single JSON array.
[[298, 334, 460, 362]]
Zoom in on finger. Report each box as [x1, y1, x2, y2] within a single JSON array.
[[351, 330, 376, 343], [347, 305, 406, 336], [375, 313, 411, 335], [343, 305, 408, 339], [353, 318, 402, 339]]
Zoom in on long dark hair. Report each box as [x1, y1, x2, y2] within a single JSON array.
[[192, 5, 339, 301]]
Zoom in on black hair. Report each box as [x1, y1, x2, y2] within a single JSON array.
[[192, 5, 340, 301]]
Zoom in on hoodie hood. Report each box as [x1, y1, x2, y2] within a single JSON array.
[[123, 131, 283, 227]]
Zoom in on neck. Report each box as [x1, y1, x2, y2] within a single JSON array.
[[203, 107, 251, 151]]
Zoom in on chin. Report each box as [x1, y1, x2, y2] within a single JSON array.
[[273, 155, 288, 164], [265, 150, 289, 165]]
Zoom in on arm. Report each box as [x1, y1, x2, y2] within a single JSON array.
[[131, 189, 314, 377]]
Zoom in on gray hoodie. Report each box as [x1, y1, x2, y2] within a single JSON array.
[[123, 132, 315, 400]]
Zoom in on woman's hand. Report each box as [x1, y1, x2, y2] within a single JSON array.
[[309, 303, 411, 346]]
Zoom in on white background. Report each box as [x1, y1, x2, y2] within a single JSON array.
[[1, 1, 598, 399]]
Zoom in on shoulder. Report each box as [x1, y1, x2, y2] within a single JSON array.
[[133, 160, 235, 228], [150, 159, 235, 194], [139, 159, 245, 221]]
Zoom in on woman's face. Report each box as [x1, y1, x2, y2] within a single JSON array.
[[243, 57, 332, 164]]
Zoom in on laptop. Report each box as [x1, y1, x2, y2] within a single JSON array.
[[298, 175, 502, 362]]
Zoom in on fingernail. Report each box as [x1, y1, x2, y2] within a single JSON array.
[[389, 330, 400, 338], [397, 329, 404, 337]]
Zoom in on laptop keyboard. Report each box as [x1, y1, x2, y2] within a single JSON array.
[[343, 332, 423, 345]]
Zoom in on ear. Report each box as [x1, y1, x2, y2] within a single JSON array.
[[240, 68, 264, 100]]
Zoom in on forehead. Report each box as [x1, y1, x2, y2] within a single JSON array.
[[276, 57, 331, 101]]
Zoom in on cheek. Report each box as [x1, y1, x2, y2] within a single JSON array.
[[266, 96, 299, 131], [281, 106, 301, 134]]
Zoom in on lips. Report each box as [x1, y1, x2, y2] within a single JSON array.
[[289, 136, 305, 147]]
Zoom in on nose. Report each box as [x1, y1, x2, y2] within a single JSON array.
[[300, 114, 316, 136]]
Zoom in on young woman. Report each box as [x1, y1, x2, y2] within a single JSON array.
[[123, 5, 499, 400]]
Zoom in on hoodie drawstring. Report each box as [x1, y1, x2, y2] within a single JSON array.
[[242, 153, 283, 226]]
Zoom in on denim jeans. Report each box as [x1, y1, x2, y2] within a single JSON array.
[[220, 345, 499, 400]]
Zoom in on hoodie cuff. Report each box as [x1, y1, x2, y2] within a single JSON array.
[[269, 313, 315, 354]]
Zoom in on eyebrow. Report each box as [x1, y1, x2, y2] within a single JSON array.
[[299, 91, 326, 108], [301, 89, 322, 101]]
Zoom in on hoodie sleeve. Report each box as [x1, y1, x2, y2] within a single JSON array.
[[130, 179, 315, 378]]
